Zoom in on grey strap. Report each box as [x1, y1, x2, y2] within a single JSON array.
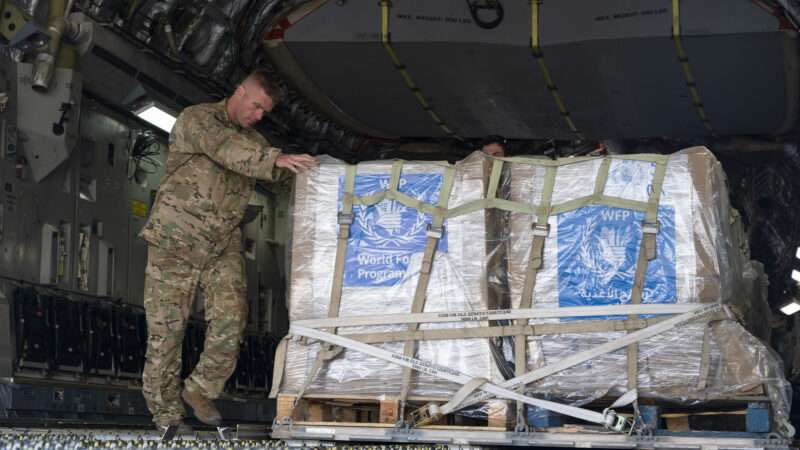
[[407, 304, 729, 420], [697, 322, 712, 390], [291, 304, 729, 431], [268, 337, 290, 399], [294, 303, 699, 329], [340, 316, 671, 344]]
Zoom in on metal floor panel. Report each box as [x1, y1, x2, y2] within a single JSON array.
[[272, 422, 793, 450]]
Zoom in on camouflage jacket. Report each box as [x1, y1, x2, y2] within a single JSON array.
[[140, 99, 283, 267]]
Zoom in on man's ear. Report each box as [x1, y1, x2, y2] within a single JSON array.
[[233, 84, 245, 100]]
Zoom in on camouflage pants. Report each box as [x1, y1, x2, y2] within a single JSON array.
[[142, 243, 247, 426]]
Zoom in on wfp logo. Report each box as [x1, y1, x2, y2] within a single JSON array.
[[342, 173, 447, 287], [355, 199, 427, 247], [557, 204, 677, 318], [578, 220, 635, 285], [376, 200, 404, 233]]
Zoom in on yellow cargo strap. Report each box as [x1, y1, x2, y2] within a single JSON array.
[[530, 0, 582, 139], [626, 158, 668, 393], [292, 164, 356, 407], [513, 164, 556, 430], [380, 1, 462, 140], [399, 162, 456, 416], [672, 0, 713, 133]]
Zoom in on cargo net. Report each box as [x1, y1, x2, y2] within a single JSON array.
[[272, 148, 792, 436]]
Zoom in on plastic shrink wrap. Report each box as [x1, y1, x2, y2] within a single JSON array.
[[504, 147, 789, 423], [274, 147, 790, 426], [278, 153, 502, 399]]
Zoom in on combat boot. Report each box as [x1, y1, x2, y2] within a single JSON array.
[[181, 387, 223, 426]]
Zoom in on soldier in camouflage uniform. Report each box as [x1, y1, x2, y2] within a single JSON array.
[[139, 70, 315, 430]]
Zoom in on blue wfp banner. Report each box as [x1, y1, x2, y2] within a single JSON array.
[[556, 205, 676, 320], [341, 173, 446, 287]]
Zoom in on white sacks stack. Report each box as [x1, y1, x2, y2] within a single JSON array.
[[279, 153, 502, 398]]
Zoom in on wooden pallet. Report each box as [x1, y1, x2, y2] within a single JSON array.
[[276, 394, 513, 429], [276, 393, 777, 434]]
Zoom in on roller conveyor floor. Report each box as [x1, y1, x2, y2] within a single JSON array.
[[0, 428, 453, 450]]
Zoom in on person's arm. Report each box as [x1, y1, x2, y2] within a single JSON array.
[[171, 106, 281, 181]]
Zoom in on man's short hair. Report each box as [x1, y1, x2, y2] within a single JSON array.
[[246, 69, 285, 104], [479, 134, 507, 148]]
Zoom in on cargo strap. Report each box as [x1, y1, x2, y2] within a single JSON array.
[[278, 307, 687, 400], [327, 164, 357, 330], [291, 304, 729, 431], [445, 154, 673, 220], [404, 303, 728, 424], [513, 165, 556, 429], [345, 316, 671, 344], [292, 164, 357, 407], [626, 158, 668, 395], [530, 0, 582, 138], [292, 325, 632, 433], [269, 336, 290, 399], [294, 303, 699, 329], [399, 162, 456, 416], [697, 321, 712, 390], [380, 0, 462, 140], [672, 0, 713, 133]]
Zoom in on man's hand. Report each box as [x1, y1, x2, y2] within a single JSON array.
[[275, 153, 317, 173]]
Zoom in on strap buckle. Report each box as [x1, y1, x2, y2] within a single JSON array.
[[338, 212, 354, 225], [408, 402, 440, 427], [532, 222, 550, 237], [642, 220, 660, 235], [426, 224, 445, 239]]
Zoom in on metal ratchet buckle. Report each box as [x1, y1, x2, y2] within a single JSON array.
[[642, 220, 660, 235], [337, 212, 354, 225], [426, 224, 445, 239], [532, 222, 550, 237]]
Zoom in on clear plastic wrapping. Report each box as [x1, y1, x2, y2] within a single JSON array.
[[277, 147, 790, 425], [281, 153, 501, 398], [503, 147, 789, 422]]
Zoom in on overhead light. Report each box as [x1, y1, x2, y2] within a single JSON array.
[[796, 246, 800, 260], [792, 270, 800, 284], [781, 299, 800, 316], [134, 103, 176, 133]]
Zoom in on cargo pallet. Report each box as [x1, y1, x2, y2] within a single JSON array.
[[276, 394, 514, 429], [272, 393, 793, 449]]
